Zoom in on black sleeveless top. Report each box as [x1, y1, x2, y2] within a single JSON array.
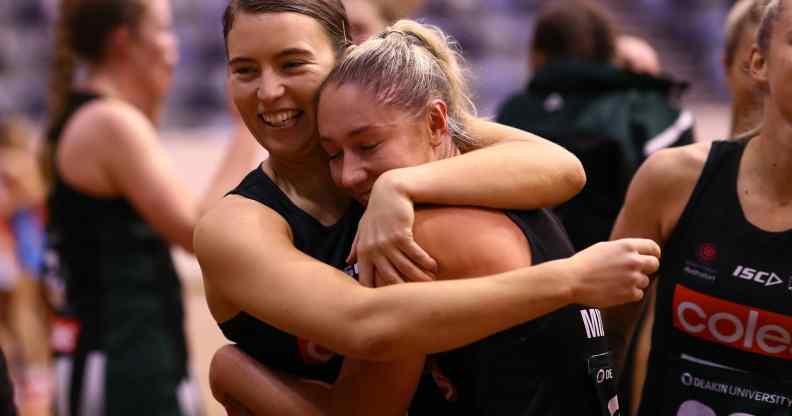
[[410, 209, 620, 416], [0, 350, 15, 416], [636, 140, 792, 416], [46, 91, 187, 375], [220, 167, 363, 383]]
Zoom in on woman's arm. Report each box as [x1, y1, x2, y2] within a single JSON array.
[[397, 118, 586, 209], [209, 344, 425, 416], [605, 143, 708, 371], [195, 196, 659, 361], [207, 207, 545, 416], [353, 119, 585, 283], [60, 101, 197, 251]]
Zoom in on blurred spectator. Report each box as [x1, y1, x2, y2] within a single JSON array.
[[496, 0, 694, 251], [343, 0, 388, 44], [615, 35, 661, 77], [723, 0, 763, 139], [0, 115, 50, 412]]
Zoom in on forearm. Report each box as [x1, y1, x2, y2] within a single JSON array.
[[385, 140, 585, 210], [350, 259, 574, 360]]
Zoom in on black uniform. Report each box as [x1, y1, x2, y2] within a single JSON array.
[[634, 140, 792, 416], [410, 209, 620, 416], [0, 350, 16, 416], [46, 91, 200, 416], [220, 167, 363, 384]]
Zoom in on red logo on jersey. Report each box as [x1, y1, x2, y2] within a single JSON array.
[[697, 243, 717, 263], [673, 284, 792, 361], [297, 338, 336, 364]]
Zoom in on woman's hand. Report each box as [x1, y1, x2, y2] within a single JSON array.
[[564, 238, 661, 308], [349, 169, 438, 287]]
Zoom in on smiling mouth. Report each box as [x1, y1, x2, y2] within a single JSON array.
[[258, 110, 302, 128]]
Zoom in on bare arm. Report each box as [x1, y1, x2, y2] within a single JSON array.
[[605, 143, 709, 371], [196, 196, 659, 361], [383, 119, 585, 210], [208, 207, 540, 415], [58, 101, 197, 252], [355, 119, 586, 283]]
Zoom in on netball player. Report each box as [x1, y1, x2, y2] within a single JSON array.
[[47, 0, 201, 414], [607, 1, 792, 414]]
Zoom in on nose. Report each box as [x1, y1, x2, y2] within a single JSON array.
[[257, 71, 285, 104], [339, 153, 369, 192]]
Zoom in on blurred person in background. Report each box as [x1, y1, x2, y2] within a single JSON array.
[[723, 0, 764, 139], [496, 0, 694, 252], [0, 115, 51, 412], [605, 1, 792, 414], [45, 0, 209, 414], [615, 35, 661, 77]]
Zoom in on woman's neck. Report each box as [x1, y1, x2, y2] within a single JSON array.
[[264, 150, 350, 225], [743, 106, 792, 203], [81, 67, 160, 124]]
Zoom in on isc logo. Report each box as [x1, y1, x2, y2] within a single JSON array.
[[733, 265, 784, 287]]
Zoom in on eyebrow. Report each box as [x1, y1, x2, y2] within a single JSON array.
[[228, 47, 315, 67], [319, 125, 377, 144]]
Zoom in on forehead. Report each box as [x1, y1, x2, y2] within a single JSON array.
[[318, 84, 401, 138], [227, 11, 333, 59]]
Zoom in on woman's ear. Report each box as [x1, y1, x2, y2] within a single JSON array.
[[105, 26, 133, 61], [426, 99, 449, 147], [749, 45, 769, 91]]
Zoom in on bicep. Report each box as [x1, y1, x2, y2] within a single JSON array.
[[194, 201, 368, 354]]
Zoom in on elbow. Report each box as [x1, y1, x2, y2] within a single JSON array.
[[344, 324, 402, 362], [341, 301, 404, 361], [564, 156, 587, 196]]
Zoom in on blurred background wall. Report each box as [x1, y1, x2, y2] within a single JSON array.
[[1, 0, 739, 132]]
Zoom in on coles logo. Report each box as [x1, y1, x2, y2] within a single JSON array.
[[673, 285, 792, 361], [297, 338, 336, 364], [697, 243, 717, 263]]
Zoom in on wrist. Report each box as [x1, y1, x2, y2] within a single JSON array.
[[377, 168, 414, 202], [548, 258, 577, 305]]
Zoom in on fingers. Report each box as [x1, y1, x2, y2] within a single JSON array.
[[622, 238, 661, 259], [346, 232, 360, 265], [385, 248, 435, 283], [372, 258, 402, 287], [357, 258, 375, 288], [400, 239, 438, 275], [640, 254, 660, 275]]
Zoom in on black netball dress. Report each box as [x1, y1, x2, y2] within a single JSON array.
[[219, 167, 363, 384], [635, 140, 792, 416]]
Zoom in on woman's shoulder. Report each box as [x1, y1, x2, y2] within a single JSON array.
[[637, 141, 711, 194], [61, 98, 155, 149], [196, 195, 293, 247]]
